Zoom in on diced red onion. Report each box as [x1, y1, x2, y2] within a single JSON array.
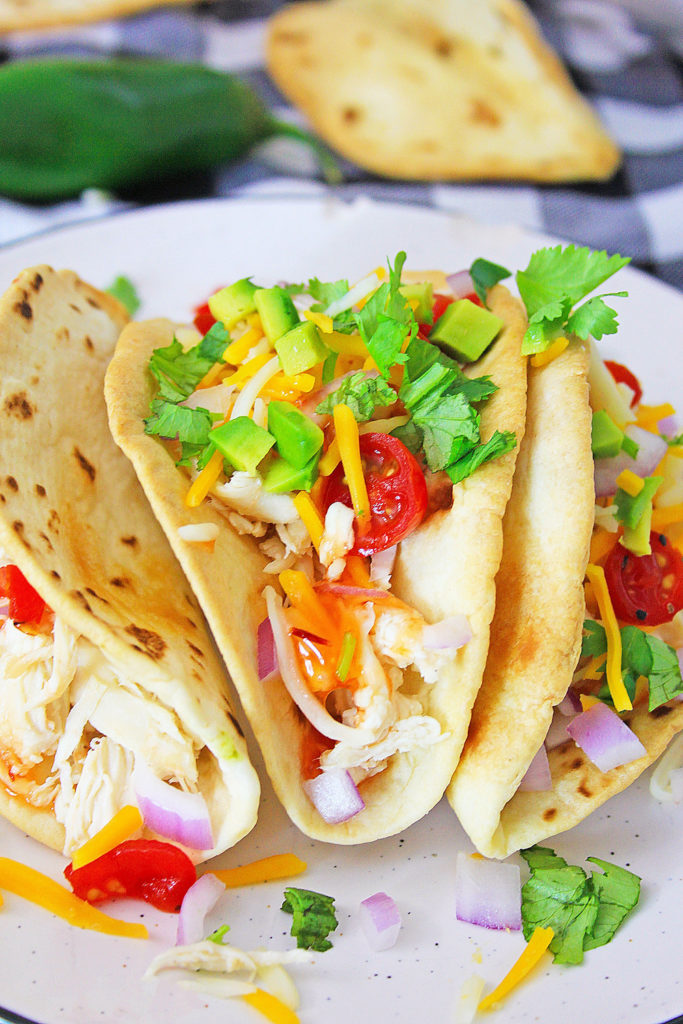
[[315, 582, 390, 602], [566, 702, 647, 772], [359, 892, 401, 951], [421, 614, 472, 651], [176, 872, 226, 946], [557, 688, 582, 715], [544, 709, 577, 750], [303, 767, 365, 824], [446, 270, 475, 299], [369, 545, 397, 588], [265, 586, 374, 744], [518, 744, 552, 791], [0, 596, 9, 621], [658, 415, 679, 436], [257, 617, 278, 681], [132, 760, 214, 850], [455, 852, 521, 931], [594, 425, 668, 498]]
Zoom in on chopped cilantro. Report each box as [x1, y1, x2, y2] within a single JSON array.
[[354, 252, 414, 378], [582, 619, 683, 711], [515, 245, 630, 354], [315, 370, 396, 421], [446, 429, 516, 484], [106, 274, 141, 316], [613, 476, 662, 530], [148, 323, 229, 403], [520, 846, 640, 965], [144, 399, 214, 466], [281, 887, 338, 952], [469, 258, 511, 306], [666, 432, 683, 447]]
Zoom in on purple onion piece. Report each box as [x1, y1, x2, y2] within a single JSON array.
[[455, 852, 521, 931], [303, 767, 365, 824], [566, 702, 647, 772], [518, 744, 552, 792]]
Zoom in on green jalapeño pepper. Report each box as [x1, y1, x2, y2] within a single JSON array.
[[0, 57, 338, 201]]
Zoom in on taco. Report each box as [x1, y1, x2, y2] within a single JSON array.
[[449, 273, 683, 858], [0, 266, 260, 862], [105, 257, 528, 842]]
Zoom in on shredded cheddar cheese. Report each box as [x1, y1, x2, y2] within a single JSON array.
[[580, 693, 601, 711], [303, 309, 333, 334], [242, 988, 299, 1024], [292, 492, 324, 552], [585, 563, 632, 712], [333, 403, 370, 529], [530, 336, 569, 368], [590, 527, 618, 565], [318, 438, 341, 477], [583, 654, 606, 681], [71, 805, 143, 870], [225, 324, 264, 365], [636, 402, 676, 432], [211, 853, 306, 888], [222, 351, 271, 389], [185, 448, 225, 508], [279, 569, 335, 640], [651, 504, 683, 530], [478, 926, 554, 1011]]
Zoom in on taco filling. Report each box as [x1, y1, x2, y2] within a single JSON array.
[[106, 253, 528, 840]]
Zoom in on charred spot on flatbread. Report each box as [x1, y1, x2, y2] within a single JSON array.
[[47, 509, 60, 533], [73, 447, 96, 482], [4, 392, 34, 419], [5, 476, 18, 492], [120, 535, 138, 548], [542, 807, 557, 822], [14, 295, 33, 321], [125, 624, 166, 660], [35, 484, 46, 497]]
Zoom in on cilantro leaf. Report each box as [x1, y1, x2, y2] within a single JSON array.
[[642, 632, 683, 709], [581, 619, 607, 658], [355, 252, 414, 377], [144, 399, 215, 467], [520, 846, 641, 966], [446, 430, 516, 484], [583, 858, 641, 951], [515, 245, 630, 354], [281, 887, 338, 952], [315, 370, 396, 421], [469, 258, 511, 305], [309, 276, 356, 333], [613, 476, 662, 529], [584, 619, 683, 711], [106, 274, 140, 316], [149, 323, 228, 402]]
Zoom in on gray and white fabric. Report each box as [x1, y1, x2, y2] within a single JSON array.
[[1, 0, 682, 291]]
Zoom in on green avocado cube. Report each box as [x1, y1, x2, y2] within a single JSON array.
[[261, 451, 321, 493], [591, 409, 624, 459], [275, 321, 330, 376], [210, 416, 275, 476], [254, 287, 300, 342], [621, 503, 654, 556], [267, 400, 324, 469], [208, 278, 257, 330], [429, 298, 503, 363], [399, 281, 434, 322]]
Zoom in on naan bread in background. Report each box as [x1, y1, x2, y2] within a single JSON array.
[[0, 0, 199, 32], [266, 0, 621, 182]]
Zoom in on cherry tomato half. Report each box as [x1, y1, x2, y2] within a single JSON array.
[[321, 432, 428, 555], [64, 839, 197, 912], [604, 360, 643, 407], [604, 532, 683, 626], [0, 565, 46, 625], [193, 300, 216, 335]]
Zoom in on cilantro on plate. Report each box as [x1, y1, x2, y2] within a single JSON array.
[[581, 619, 683, 711], [520, 846, 640, 965], [106, 274, 141, 316], [281, 887, 338, 952]]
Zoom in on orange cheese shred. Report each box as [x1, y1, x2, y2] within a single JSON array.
[[478, 926, 554, 1011], [585, 563, 632, 712], [210, 853, 307, 888], [71, 805, 143, 870], [242, 989, 299, 1024]]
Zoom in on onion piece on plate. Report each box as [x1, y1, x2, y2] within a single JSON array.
[[518, 744, 552, 792], [455, 852, 521, 931], [303, 767, 365, 824], [566, 702, 647, 772], [176, 872, 226, 946], [359, 891, 401, 951], [132, 760, 214, 850]]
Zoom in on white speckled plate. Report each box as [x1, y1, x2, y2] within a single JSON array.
[[0, 197, 682, 1024]]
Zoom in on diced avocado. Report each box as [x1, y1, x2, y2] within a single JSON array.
[[275, 321, 330, 376], [210, 416, 275, 476], [267, 400, 324, 469], [261, 451, 320, 493], [400, 281, 434, 322], [592, 409, 624, 459], [429, 298, 503, 363], [208, 279, 257, 330], [621, 501, 653, 556], [254, 287, 300, 342]]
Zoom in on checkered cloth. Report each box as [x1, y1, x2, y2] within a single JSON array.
[[1, 0, 682, 292]]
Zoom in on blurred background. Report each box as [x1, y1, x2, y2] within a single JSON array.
[[0, 0, 682, 290]]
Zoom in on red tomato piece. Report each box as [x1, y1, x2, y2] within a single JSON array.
[[0, 565, 46, 625], [192, 300, 216, 336], [604, 360, 643, 407], [64, 839, 197, 913], [321, 432, 428, 555], [604, 532, 683, 626]]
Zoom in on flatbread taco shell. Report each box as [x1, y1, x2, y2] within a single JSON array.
[[448, 339, 683, 858], [105, 282, 528, 843], [0, 266, 259, 861]]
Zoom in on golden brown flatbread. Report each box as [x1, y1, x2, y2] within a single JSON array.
[[448, 339, 683, 857], [0, 0, 201, 32], [105, 283, 528, 843], [0, 266, 259, 860], [266, 0, 620, 182]]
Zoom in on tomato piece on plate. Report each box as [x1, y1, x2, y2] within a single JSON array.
[[0, 564, 46, 625], [604, 531, 683, 626], [321, 432, 428, 555], [604, 360, 643, 407], [64, 839, 197, 913]]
